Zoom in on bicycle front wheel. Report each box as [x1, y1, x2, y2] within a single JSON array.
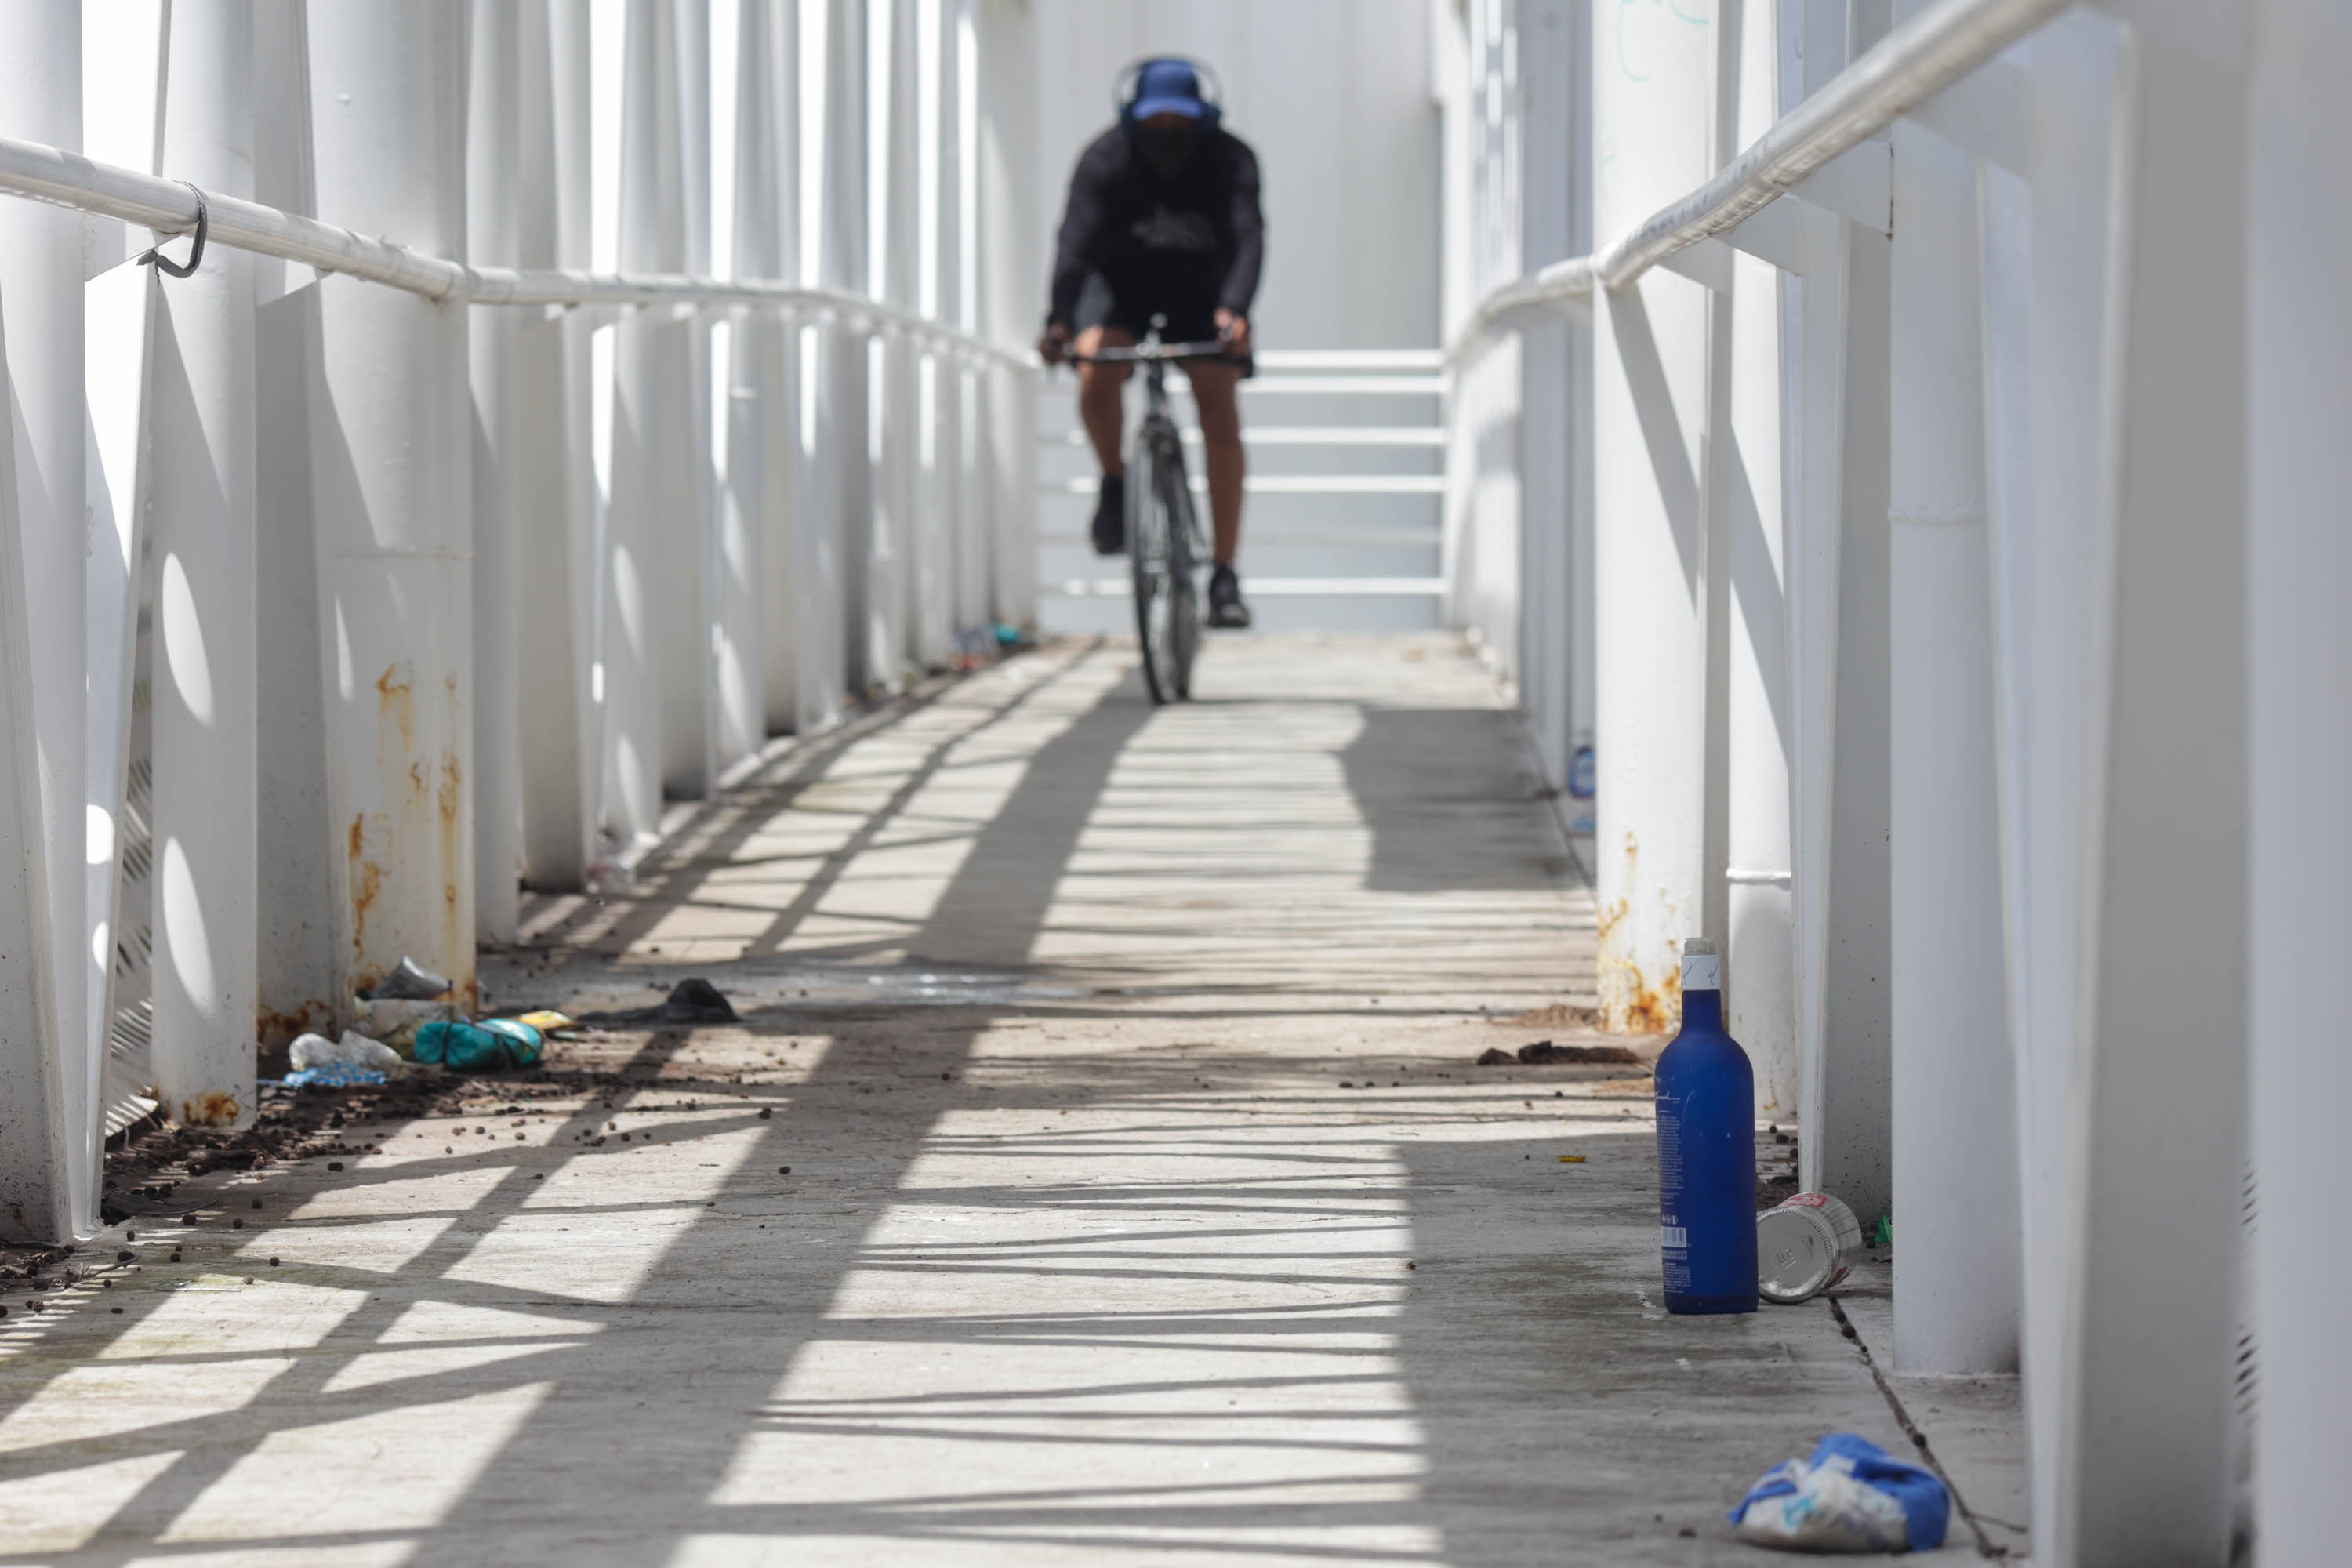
[[1130, 432, 1181, 706]]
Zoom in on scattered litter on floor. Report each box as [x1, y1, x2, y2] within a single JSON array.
[[576, 978, 739, 1026], [1494, 1001, 1600, 1029], [1558, 1154, 1586, 1163], [509, 1009, 577, 1036], [1758, 1192, 1866, 1305], [283, 1064, 389, 1088], [363, 956, 453, 1001], [288, 1031, 401, 1073], [354, 998, 464, 1047], [1730, 1433, 1948, 1553], [412, 1018, 544, 1071], [1517, 1040, 1642, 1065]]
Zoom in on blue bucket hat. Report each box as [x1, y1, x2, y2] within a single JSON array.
[[1131, 59, 1210, 122]]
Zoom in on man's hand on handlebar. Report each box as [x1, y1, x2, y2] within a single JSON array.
[[1039, 322, 1071, 366], [1214, 308, 1251, 357]]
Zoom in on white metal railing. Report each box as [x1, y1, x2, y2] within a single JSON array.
[[1446, 0, 2067, 360], [0, 132, 1029, 365]]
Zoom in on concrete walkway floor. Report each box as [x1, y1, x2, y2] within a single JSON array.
[[0, 635, 2024, 1565]]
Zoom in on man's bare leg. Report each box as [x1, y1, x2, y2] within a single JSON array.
[[1073, 324, 1135, 475], [1185, 360, 1245, 564]]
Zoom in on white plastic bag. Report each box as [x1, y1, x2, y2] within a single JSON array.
[[288, 1029, 401, 1072]]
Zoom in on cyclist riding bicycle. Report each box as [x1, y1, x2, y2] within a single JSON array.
[[1037, 57, 1262, 630]]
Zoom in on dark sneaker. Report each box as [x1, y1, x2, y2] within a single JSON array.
[[1091, 472, 1126, 555], [1208, 564, 1252, 629]]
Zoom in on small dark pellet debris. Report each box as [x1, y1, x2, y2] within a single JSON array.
[[111, 1306, 122, 1314], [270, 1257, 281, 1266], [1839, 1324, 1858, 1341], [232, 1219, 245, 1230], [327, 1162, 344, 1172], [182, 1213, 198, 1225], [1678, 1527, 1697, 1538], [778, 1165, 791, 1175], [115, 1250, 135, 1263], [941, 1072, 952, 1081], [242, 1276, 254, 1285], [1911, 1431, 1929, 1449], [1339, 1081, 1354, 1089], [252, 1198, 263, 1209], [758, 1107, 772, 1120], [1406, 1261, 1417, 1271]]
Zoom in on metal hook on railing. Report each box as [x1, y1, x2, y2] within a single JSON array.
[[140, 183, 208, 278]]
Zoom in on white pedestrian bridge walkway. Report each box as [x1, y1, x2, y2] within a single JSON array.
[[0, 637, 2020, 1565]]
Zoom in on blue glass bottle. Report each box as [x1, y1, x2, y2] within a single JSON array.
[[1655, 938, 1757, 1313]]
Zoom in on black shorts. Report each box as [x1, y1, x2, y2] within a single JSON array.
[[1073, 271, 1221, 347]]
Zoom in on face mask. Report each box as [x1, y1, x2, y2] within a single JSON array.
[[1136, 124, 1200, 176]]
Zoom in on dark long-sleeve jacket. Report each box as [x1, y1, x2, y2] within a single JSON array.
[[1047, 124, 1265, 328]]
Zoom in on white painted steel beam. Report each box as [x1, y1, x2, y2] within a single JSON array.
[[2050, 13, 2251, 1563], [2001, 17, 2125, 1546], [251, 0, 342, 1046], [470, 0, 524, 944], [514, 0, 598, 891], [1887, 111, 2019, 1375], [80, 0, 167, 1135], [2249, 2, 2352, 1561], [0, 0, 92, 1239], [150, 0, 261, 1127], [1590, 0, 1713, 1034], [1726, 0, 1798, 1122], [306, 1, 476, 1011]]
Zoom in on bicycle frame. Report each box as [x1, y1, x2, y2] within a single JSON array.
[[1068, 325, 1234, 704]]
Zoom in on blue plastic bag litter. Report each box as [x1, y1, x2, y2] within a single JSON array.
[[411, 1017, 544, 1072], [1730, 1432, 1949, 1552], [282, 1064, 389, 1088]]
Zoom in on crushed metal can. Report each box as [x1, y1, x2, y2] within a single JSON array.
[[1756, 1191, 1865, 1305]]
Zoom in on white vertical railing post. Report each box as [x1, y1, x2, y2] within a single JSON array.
[[515, 0, 597, 890], [2051, 10, 2250, 1562], [800, 0, 862, 719], [975, 0, 1035, 634], [1589, 0, 1714, 1034], [1515, 0, 1578, 789], [306, 1, 476, 1009], [710, 0, 768, 775], [2249, 2, 2352, 1561], [659, 0, 717, 800], [150, 0, 262, 1127], [914, 0, 956, 670], [831, 0, 875, 695], [1886, 108, 2019, 1374], [753, 0, 804, 739], [606, 0, 688, 852], [0, 0, 90, 1236], [470, 0, 524, 942], [667, 0, 722, 797], [867, 0, 920, 687]]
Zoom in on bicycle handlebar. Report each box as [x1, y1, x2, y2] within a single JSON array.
[[1065, 340, 1237, 365]]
